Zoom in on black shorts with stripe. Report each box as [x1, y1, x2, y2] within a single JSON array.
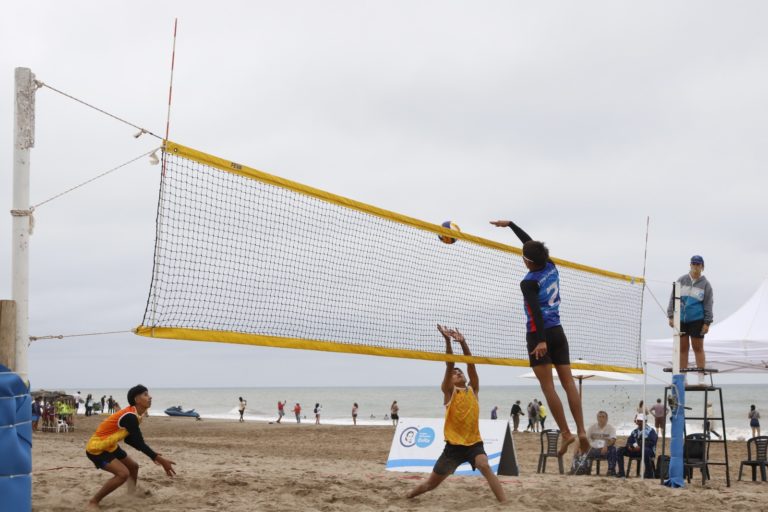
[[86, 446, 127, 470], [526, 325, 570, 367]]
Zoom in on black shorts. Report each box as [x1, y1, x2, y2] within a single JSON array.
[[526, 325, 570, 367], [680, 320, 705, 338], [86, 446, 127, 469], [391, 414, 399, 420], [433, 441, 486, 475]]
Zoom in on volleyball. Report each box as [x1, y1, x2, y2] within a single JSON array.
[[438, 221, 461, 244]]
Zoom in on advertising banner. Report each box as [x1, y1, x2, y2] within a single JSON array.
[[386, 418, 518, 476]]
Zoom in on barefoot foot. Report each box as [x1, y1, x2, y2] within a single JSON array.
[[578, 434, 591, 454], [558, 432, 576, 457]]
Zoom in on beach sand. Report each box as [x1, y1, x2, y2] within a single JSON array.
[[32, 416, 768, 511]]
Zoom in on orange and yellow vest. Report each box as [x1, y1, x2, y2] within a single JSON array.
[[443, 386, 482, 446], [85, 405, 141, 455]]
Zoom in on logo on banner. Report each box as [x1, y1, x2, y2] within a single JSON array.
[[399, 426, 436, 448], [415, 427, 435, 447]]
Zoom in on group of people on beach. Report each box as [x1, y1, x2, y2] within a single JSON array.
[[81, 219, 718, 507]]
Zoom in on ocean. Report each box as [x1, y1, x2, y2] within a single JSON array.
[[70, 383, 763, 440]]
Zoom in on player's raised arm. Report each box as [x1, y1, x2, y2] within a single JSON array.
[[438, 324, 455, 401], [452, 329, 478, 394], [490, 219, 532, 244]]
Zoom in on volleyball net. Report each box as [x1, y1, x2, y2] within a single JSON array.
[[136, 141, 643, 372]]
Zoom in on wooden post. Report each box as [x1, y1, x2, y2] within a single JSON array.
[[0, 300, 17, 370]]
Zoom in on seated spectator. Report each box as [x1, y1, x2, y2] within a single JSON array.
[[585, 411, 617, 476], [617, 414, 657, 478]]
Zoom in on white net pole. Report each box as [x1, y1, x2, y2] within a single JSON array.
[[11, 67, 36, 382], [672, 281, 681, 374]]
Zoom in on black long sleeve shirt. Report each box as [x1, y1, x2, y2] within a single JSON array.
[[120, 413, 158, 460]]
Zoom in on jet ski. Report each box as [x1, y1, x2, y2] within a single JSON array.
[[164, 405, 200, 418]]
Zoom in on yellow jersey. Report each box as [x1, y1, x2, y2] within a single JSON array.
[[86, 405, 140, 455], [443, 386, 482, 446]]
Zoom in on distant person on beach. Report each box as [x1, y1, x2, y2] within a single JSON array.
[[584, 411, 617, 476], [749, 405, 760, 437], [238, 397, 247, 423], [294, 403, 301, 424], [538, 403, 547, 429], [650, 399, 667, 433], [75, 391, 83, 414], [101, 396, 106, 413], [616, 414, 657, 479], [510, 400, 524, 431], [85, 394, 94, 417], [491, 406, 498, 420], [636, 400, 649, 417], [390, 401, 399, 426], [406, 325, 506, 502], [491, 219, 590, 463], [525, 401, 537, 432], [314, 403, 321, 425], [107, 396, 115, 414], [352, 403, 359, 426], [667, 255, 714, 386], [276, 400, 287, 423], [85, 385, 176, 509], [31, 396, 42, 431]]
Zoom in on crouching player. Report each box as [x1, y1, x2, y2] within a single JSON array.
[[407, 325, 506, 502], [85, 385, 176, 508]]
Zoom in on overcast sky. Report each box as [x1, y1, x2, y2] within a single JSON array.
[[2, 1, 767, 389]]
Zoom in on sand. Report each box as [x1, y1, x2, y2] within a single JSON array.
[[31, 415, 768, 511]]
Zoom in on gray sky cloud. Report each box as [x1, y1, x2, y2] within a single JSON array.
[[2, 1, 767, 388]]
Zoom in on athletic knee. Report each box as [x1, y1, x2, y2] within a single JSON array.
[[475, 459, 491, 472], [113, 468, 130, 483]]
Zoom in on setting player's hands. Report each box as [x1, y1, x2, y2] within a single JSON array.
[[154, 454, 177, 477], [489, 220, 511, 228], [437, 324, 452, 341]]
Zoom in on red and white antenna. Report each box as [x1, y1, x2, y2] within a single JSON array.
[[165, 18, 178, 142]]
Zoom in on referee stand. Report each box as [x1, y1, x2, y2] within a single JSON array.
[[660, 367, 730, 487]]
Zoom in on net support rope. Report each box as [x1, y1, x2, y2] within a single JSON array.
[[36, 81, 162, 139], [137, 141, 645, 372]]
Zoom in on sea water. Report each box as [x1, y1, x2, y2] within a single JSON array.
[[70, 384, 763, 440]]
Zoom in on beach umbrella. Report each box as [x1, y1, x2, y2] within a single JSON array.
[[519, 365, 637, 397]]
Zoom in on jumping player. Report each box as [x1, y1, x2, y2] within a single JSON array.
[[407, 325, 506, 502], [85, 385, 176, 508], [491, 220, 590, 460]]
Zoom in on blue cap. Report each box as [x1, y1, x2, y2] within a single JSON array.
[[690, 255, 704, 265]]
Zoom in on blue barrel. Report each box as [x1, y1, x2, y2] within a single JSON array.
[[0, 364, 31, 512]]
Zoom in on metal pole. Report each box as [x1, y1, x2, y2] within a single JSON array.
[[665, 280, 685, 487], [12, 67, 36, 382], [672, 281, 681, 374]]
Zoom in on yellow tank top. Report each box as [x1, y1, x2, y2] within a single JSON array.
[[85, 405, 140, 455], [444, 386, 482, 446]]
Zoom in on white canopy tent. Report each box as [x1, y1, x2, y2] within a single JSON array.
[[646, 279, 768, 373], [520, 364, 636, 397]]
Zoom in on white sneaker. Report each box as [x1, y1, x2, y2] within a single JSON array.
[[697, 373, 706, 386]]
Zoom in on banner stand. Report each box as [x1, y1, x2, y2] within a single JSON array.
[[386, 418, 519, 476]]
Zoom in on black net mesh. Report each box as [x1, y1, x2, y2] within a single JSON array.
[[140, 145, 642, 370]]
